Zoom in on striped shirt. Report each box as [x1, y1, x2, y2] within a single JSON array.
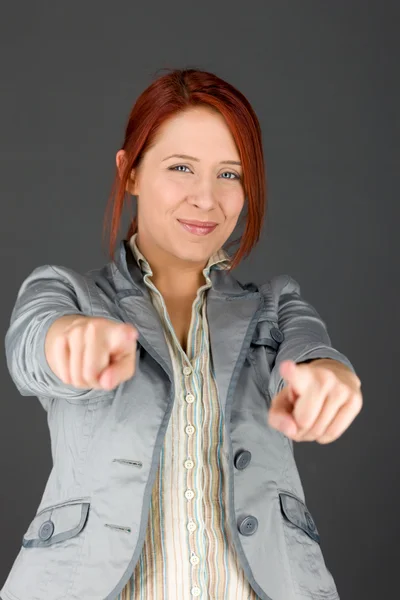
[[118, 233, 260, 599]]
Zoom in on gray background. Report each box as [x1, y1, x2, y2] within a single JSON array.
[[0, 2, 398, 599]]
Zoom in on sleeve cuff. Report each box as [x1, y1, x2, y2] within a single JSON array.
[[36, 311, 90, 389], [272, 343, 357, 396]]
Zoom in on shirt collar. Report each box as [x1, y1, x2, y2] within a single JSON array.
[[128, 232, 231, 278]]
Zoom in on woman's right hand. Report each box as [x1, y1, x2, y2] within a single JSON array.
[[44, 315, 139, 390]]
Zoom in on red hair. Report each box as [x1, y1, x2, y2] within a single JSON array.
[[103, 67, 267, 271]]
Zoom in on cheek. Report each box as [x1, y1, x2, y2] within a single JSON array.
[[140, 178, 181, 216], [222, 190, 245, 219]]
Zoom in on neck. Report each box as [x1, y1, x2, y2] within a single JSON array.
[[135, 233, 208, 299]]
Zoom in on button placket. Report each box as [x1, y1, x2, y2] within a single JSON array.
[[136, 252, 226, 598], [187, 453, 200, 593], [184, 370, 201, 593], [186, 425, 199, 591]]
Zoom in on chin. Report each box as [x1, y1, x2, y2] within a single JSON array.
[[172, 244, 212, 264]]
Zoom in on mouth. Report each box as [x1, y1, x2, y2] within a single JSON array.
[[177, 219, 218, 236]]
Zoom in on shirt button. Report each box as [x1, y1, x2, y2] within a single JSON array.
[[191, 586, 201, 596], [185, 393, 195, 403], [187, 520, 197, 532], [184, 459, 194, 469], [185, 425, 195, 435], [183, 366, 192, 376], [190, 554, 200, 566], [185, 489, 195, 500]]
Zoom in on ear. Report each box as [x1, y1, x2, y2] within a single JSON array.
[[115, 149, 139, 195]]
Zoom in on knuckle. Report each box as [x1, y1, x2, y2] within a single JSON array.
[[324, 371, 336, 386], [85, 320, 97, 333], [351, 391, 363, 411], [336, 382, 348, 397], [82, 366, 99, 385], [295, 413, 310, 430], [68, 326, 83, 343], [321, 375, 335, 393], [84, 321, 100, 342]]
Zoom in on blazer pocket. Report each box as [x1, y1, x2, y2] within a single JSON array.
[[278, 490, 339, 598], [22, 497, 90, 548], [279, 490, 320, 543]]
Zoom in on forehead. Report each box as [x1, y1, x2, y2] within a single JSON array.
[[150, 107, 240, 157]]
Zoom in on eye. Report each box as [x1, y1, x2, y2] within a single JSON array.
[[169, 165, 191, 173], [169, 165, 241, 180], [220, 171, 241, 180]]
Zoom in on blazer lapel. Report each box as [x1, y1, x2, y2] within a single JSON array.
[[112, 239, 263, 405], [112, 240, 174, 381], [206, 270, 263, 417]]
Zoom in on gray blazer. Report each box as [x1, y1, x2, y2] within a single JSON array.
[[1, 240, 356, 600]]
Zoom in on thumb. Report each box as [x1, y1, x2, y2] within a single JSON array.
[[268, 387, 298, 436], [98, 324, 138, 389], [108, 323, 138, 355]]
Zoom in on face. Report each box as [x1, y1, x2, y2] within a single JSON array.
[[116, 106, 245, 269]]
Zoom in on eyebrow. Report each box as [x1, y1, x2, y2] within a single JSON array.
[[162, 153, 242, 166]]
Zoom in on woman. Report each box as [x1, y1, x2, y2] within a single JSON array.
[[1, 68, 362, 600]]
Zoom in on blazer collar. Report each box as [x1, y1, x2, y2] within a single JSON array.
[[110, 237, 263, 418], [112, 237, 253, 298]]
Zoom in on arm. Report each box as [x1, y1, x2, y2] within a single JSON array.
[[5, 264, 115, 403], [267, 275, 358, 399]]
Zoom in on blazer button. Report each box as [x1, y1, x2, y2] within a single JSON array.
[[270, 327, 284, 343], [234, 450, 252, 470], [238, 515, 258, 536], [38, 520, 55, 541]]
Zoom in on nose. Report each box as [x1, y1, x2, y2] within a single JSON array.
[[187, 180, 218, 211]]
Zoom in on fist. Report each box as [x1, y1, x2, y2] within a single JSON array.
[[268, 359, 362, 444], [45, 315, 139, 391]]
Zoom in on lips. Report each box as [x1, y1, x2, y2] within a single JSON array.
[[177, 219, 218, 236]]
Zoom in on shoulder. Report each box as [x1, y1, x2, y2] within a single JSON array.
[[229, 272, 303, 303], [13, 261, 121, 323], [18, 263, 97, 295], [19, 261, 112, 288], [249, 274, 302, 302], [14, 262, 113, 313]]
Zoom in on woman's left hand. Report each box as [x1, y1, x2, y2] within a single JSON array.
[[268, 359, 363, 444]]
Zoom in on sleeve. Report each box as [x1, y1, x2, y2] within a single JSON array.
[[267, 274, 358, 399], [4, 264, 116, 403]]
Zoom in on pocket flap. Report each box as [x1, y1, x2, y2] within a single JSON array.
[[22, 498, 90, 548], [252, 319, 284, 349], [279, 491, 320, 544]]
